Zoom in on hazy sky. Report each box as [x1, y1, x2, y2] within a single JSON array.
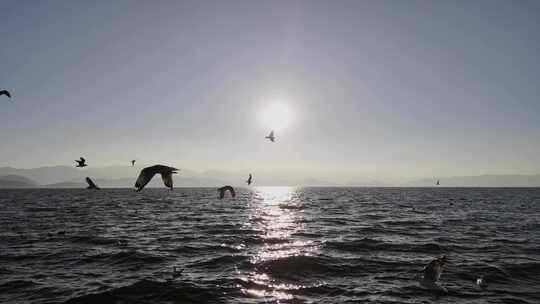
[[1, 0, 540, 181]]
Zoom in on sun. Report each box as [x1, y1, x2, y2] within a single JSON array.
[[260, 102, 293, 131]]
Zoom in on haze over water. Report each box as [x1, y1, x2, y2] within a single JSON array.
[[1, 187, 539, 303]]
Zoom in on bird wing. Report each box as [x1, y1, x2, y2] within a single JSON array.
[[422, 260, 440, 282], [86, 177, 99, 189], [269, 130, 274, 137], [229, 186, 236, 197], [0, 90, 11, 98], [218, 188, 225, 199], [135, 167, 157, 191], [161, 172, 174, 189], [80, 157, 85, 162]]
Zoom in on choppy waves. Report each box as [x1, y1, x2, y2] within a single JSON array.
[[0, 187, 539, 303]]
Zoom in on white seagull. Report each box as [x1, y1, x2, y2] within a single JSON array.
[[476, 275, 487, 289], [134, 165, 179, 191]]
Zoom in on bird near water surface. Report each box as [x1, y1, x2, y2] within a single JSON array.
[[134, 165, 179, 191], [85, 177, 100, 190], [218, 185, 236, 199]]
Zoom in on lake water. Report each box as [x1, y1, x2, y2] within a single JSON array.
[[1, 187, 539, 303]]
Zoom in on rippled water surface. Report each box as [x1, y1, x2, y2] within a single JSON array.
[[1, 187, 539, 303]]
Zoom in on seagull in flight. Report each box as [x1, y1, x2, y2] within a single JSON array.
[[134, 165, 179, 191], [218, 185, 236, 199], [85, 177, 100, 190], [75, 157, 87, 167], [131, 160, 136, 167], [265, 130, 275, 142], [246, 173, 253, 185], [0, 90, 11, 98]]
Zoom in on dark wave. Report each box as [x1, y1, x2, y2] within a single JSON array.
[[63, 279, 226, 304]]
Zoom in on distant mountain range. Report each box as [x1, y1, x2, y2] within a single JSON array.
[[0, 165, 332, 188], [1, 165, 540, 188]]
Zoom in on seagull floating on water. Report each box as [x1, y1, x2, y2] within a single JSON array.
[[417, 255, 448, 292], [218, 185, 236, 199], [85, 177, 100, 190], [265, 130, 275, 142], [134, 165, 179, 191], [0, 90, 11, 98], [131, 160, 136, 167], [246, 173, 252, 185], [75, 157, 87, 167], [476, 275, 487, 289]]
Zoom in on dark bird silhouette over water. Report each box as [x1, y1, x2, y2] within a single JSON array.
[[218, 185, 236, 199], [265, 130, 275, 142], [135, 165, 179, 191], [131, 160, 136, 167], [246, 173, 252, 185], [0, 90, 11, 98], [85, 177, 100, 190], [75, 157, 87, 167], [436, 180, 440, 186], [418, 255, 448, 292]]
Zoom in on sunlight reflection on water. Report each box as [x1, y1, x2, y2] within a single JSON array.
[[237, 187, 319, 301]]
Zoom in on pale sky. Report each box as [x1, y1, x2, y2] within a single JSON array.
[[1, 0, 540, 181]]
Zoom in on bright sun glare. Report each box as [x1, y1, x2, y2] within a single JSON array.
[[260, 102, 293, 131]]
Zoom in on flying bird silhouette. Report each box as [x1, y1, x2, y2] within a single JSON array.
[[134, 165, 179, 191], [246, 173, 253, 185], [75, 157, 87, 167], [131, 160, 136, 167], [85, 177, 100, 190], [218, 185, 236, 199], [436, 180, 440, 186], [265, 130, 275, 142], [0, 90, 11, 98]]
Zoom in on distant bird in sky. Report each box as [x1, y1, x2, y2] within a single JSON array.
[[131, 160, 136, 167], [436, 180, 440, 186], [218, 185, 236, 199], [0, 90, 11, 98], [134, 164, 179, 191], [265, 130, 275, 142], [75, 157, 87, 167], [85, 177, 100, 190], [418, 255, 448, 292], [246, 173, 252, 185]]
